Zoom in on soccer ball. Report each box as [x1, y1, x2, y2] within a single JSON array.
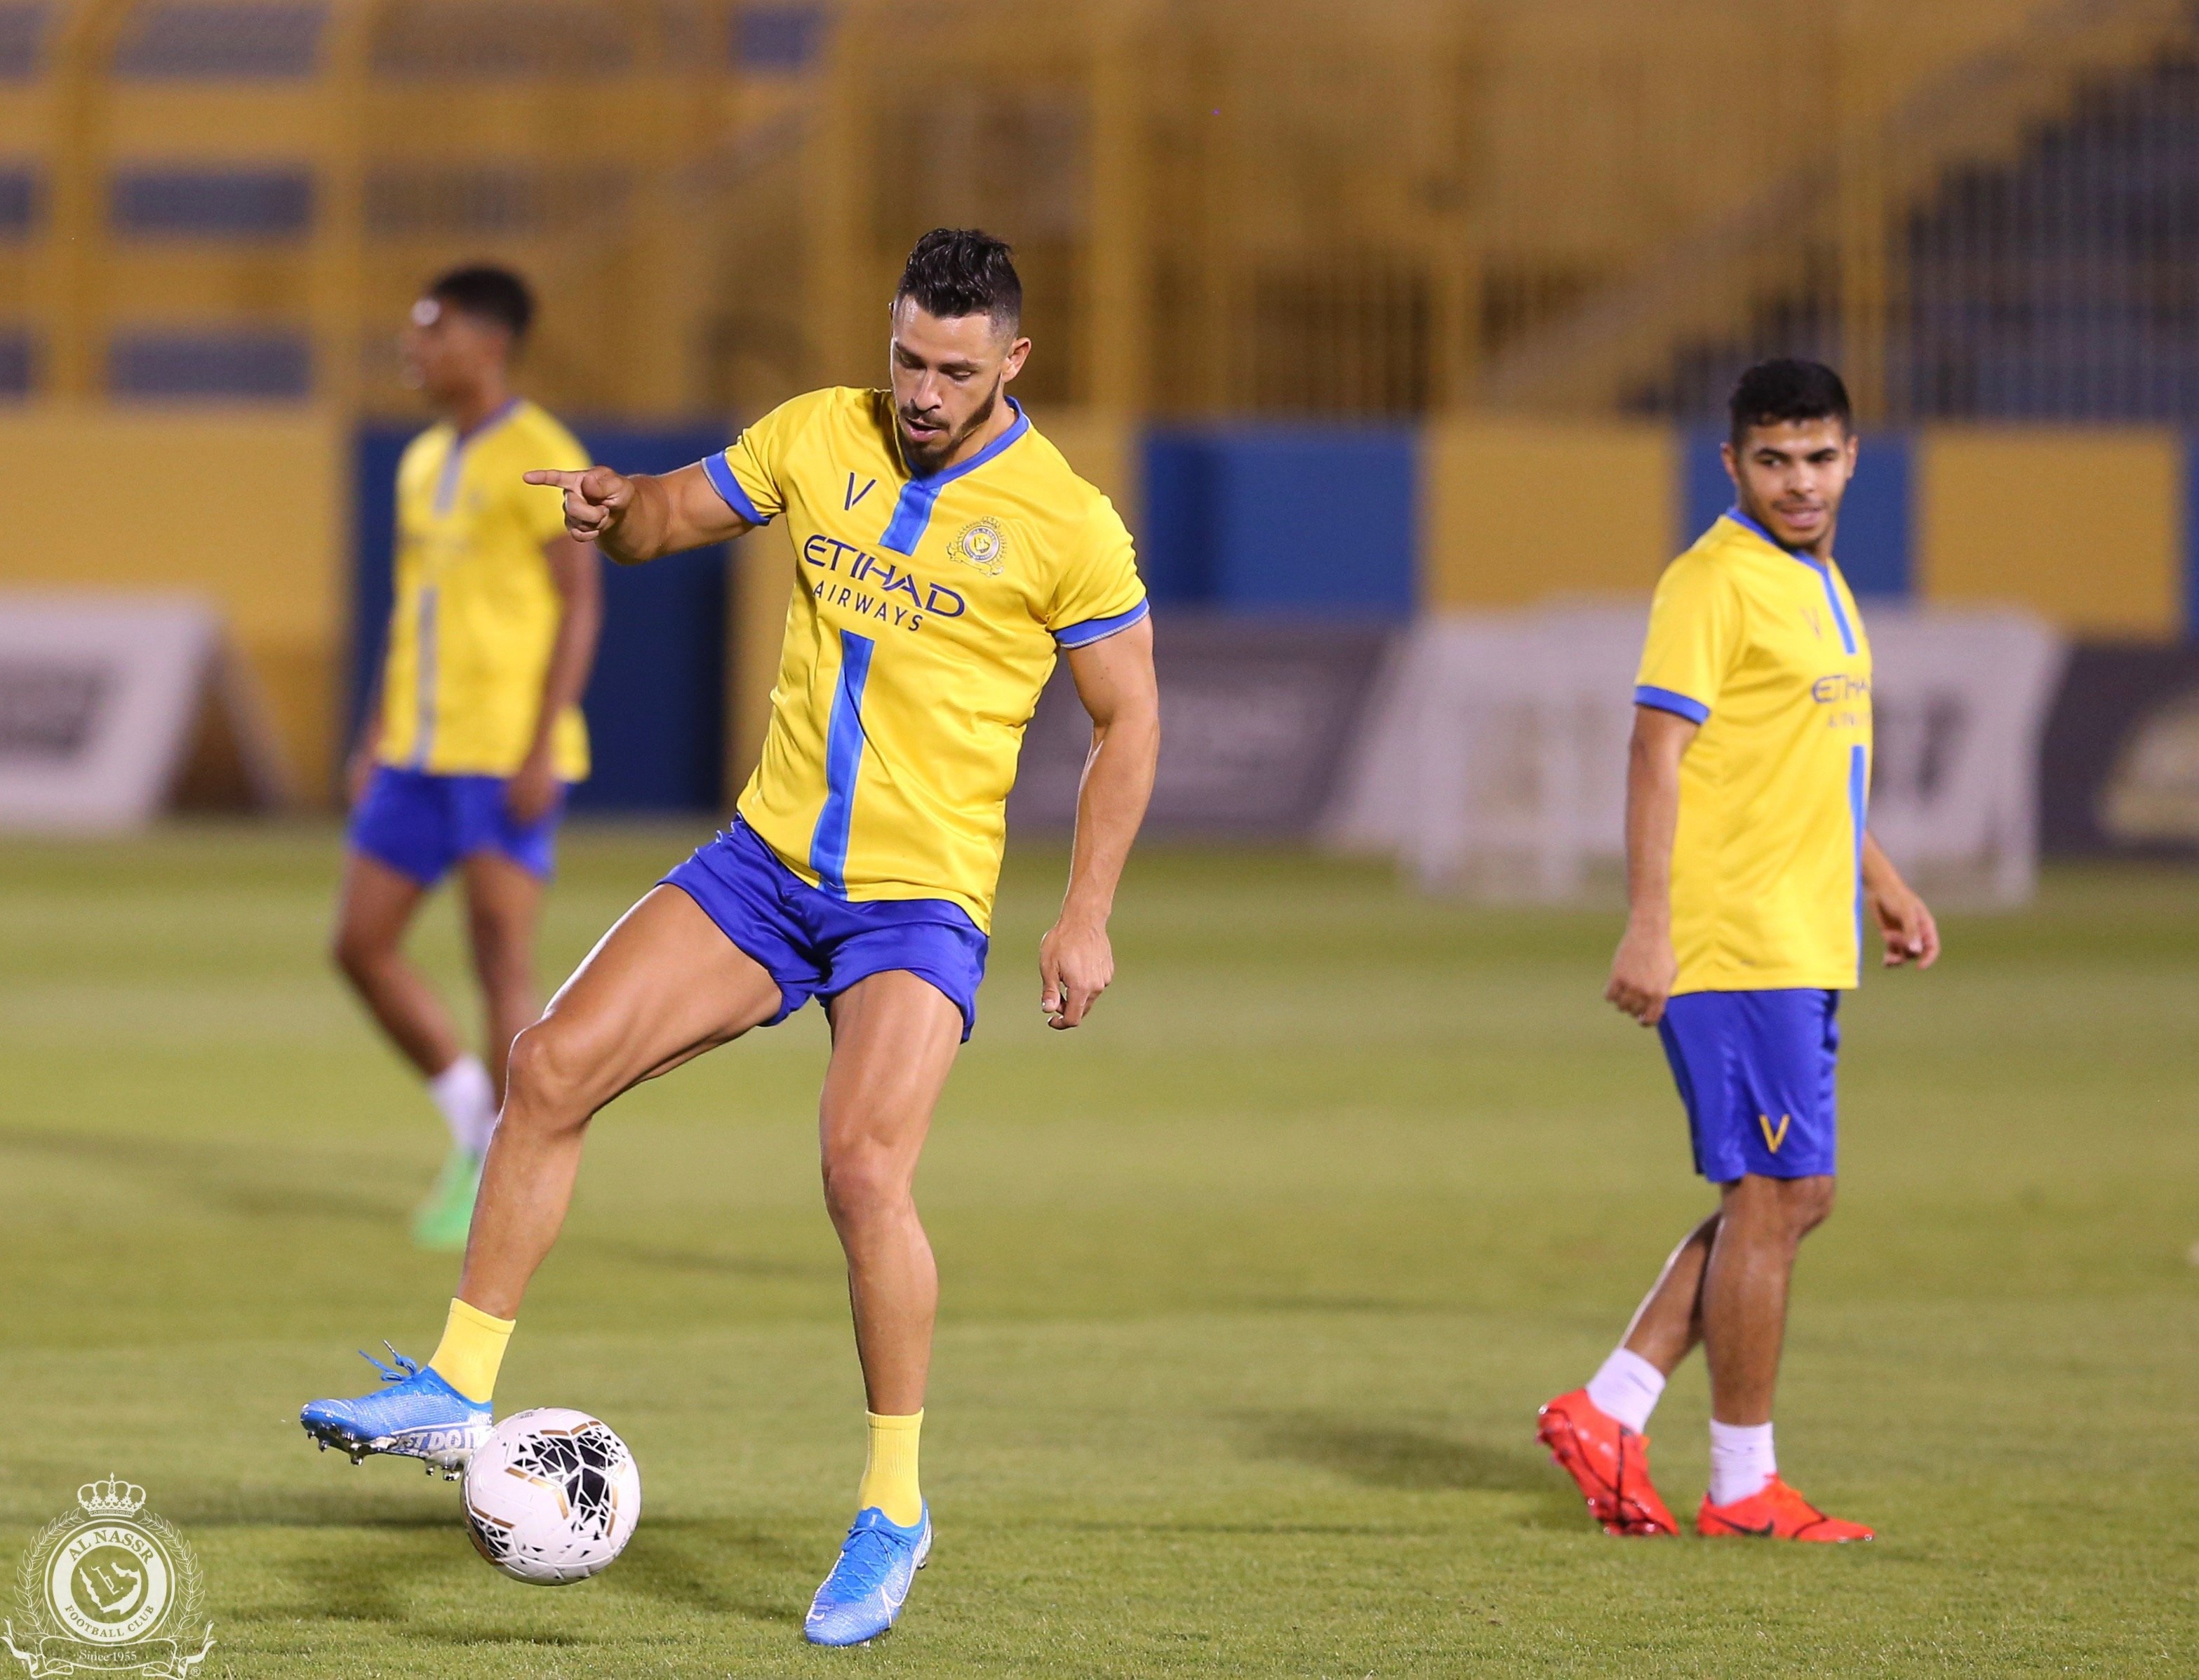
[[461, 1408, 642, 1585]]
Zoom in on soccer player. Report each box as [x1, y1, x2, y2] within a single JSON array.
[[301, 229, 1161, 1645], [332, 266, 601, 1251], [1536, 360, 1939, 1542]]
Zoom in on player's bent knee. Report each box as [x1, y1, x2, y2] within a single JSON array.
[[1791, 1175, 1837, 1235], [329, 925, 389, 985], [502, 1022, 598, 1131]]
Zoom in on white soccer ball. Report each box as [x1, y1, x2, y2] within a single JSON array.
[[461, 1408, 642, 1585]]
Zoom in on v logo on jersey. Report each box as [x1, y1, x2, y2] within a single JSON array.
[[1758, 1113, 1792, 1152], [1801, 605, 1823, 640], [845, 472, 876, 511]]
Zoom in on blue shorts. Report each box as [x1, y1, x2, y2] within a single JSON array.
[[662, 820, 989, 1041], [1658, 989, 1840, 1182], [348, 766, 562, 886]]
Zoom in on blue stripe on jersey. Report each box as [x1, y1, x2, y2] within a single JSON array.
[[1723, 503, 1786, 553], [1633, 684, 1711, 724], [1848, 743, 1868, 968], [1817, 566, 1859, 655], [433, 398, 521, 516], [1725, 504, 1861, 655], [878, 399, 1031, 556], [411, 585, 439, 766], [701, 452, 770, 526], [810, 629, 876, 896], [1055, 598, 1151, 649]]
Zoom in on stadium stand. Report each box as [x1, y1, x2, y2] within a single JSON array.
[[1642, 29, 2199, 422], [2, 0, 2188, 422], [2, 0, 2196, 813]]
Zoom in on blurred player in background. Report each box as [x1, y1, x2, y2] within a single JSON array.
[[302, 229, 1161, 1646], [333, 266, 602, 1251], [1537, 360, 1939, 1542]]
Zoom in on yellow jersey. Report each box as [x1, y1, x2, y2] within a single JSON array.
[[377, 399, 591, 781], [707, 387, 1148, 931], [1633, 507, 1872, 994]]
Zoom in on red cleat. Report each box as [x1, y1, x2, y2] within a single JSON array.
[[1696, 1475, 1874, 1542], [1535, 1389, 1680, 1537]]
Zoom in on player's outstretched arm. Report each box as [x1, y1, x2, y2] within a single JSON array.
[[1862, 832, 1939, 969], [1608, 704, 1697, 1026], [1039, 616, 1160, 1030], [521, 462, 751, 564]]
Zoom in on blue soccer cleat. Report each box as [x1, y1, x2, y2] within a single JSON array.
[[299, 1344, 490, 1480], [803, 1504, 932, 1646]]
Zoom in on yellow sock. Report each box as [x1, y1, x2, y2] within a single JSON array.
[[856, 1411, 923, 1527], [427, 1298, 514, 1404]]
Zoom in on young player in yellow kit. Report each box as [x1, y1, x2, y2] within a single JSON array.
[[1537, 361, 1940, 1542], [333, 267, 601, 1251], [302, 230, 1161, 1645]]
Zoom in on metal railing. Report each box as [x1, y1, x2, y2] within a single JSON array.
[[3, 0, 2194, 422]]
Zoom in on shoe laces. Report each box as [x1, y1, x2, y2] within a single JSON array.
[[824, 1522, 908, 1598], [359, 1342, 422, 1384]]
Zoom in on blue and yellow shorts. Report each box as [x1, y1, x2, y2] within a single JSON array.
[[1658, 988, 1840, 1182], [662, 820, 989, 1041], [349, 765, 563, 886]]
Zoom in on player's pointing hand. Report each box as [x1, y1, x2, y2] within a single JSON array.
[[524, 465, 633, 542]]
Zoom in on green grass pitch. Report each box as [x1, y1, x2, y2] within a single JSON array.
[[1, 825, 2195, 1676]]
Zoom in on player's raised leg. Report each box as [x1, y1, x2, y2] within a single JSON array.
[[461, 886, 785, 1315], [803, 972, 961, 1646], [300, 886, 784, 1472]]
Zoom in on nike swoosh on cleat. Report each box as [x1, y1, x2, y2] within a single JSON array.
[[1719, 1518, 1778, 1538]]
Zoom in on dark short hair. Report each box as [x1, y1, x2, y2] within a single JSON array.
[[427, 265, 535, 341], [894, 228, 1022, 334], [1729, 358, 1851, 446]]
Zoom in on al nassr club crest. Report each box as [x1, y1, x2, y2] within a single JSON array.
[[5, 1476, 213, 1679], [950, 519, 1008, 576]]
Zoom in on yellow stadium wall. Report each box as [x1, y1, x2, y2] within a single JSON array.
[[0, 406, 345, 801], [1421, 419, 1678, 608], [1916, 428, 2183, 638], [1420, 419, 2186, 637]]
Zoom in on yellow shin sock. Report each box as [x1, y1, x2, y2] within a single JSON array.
[[856, 1410, 924, 1527], [427, 1298, 514, 1404]]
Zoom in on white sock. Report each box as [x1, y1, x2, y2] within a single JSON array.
[[428, 1054, 498, 1157], [1584, 1347, 1666, 1434], [1707, 1420, 1777, 1506]]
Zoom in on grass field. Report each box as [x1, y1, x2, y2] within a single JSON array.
[[2, 824, 2195, 1676]]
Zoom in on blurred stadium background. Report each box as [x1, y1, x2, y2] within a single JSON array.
[[5, 0, 2199, 837], [2, 2, 2196, 1674]]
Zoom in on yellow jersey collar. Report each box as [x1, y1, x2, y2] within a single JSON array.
[[878, 397, 1030, 556]]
